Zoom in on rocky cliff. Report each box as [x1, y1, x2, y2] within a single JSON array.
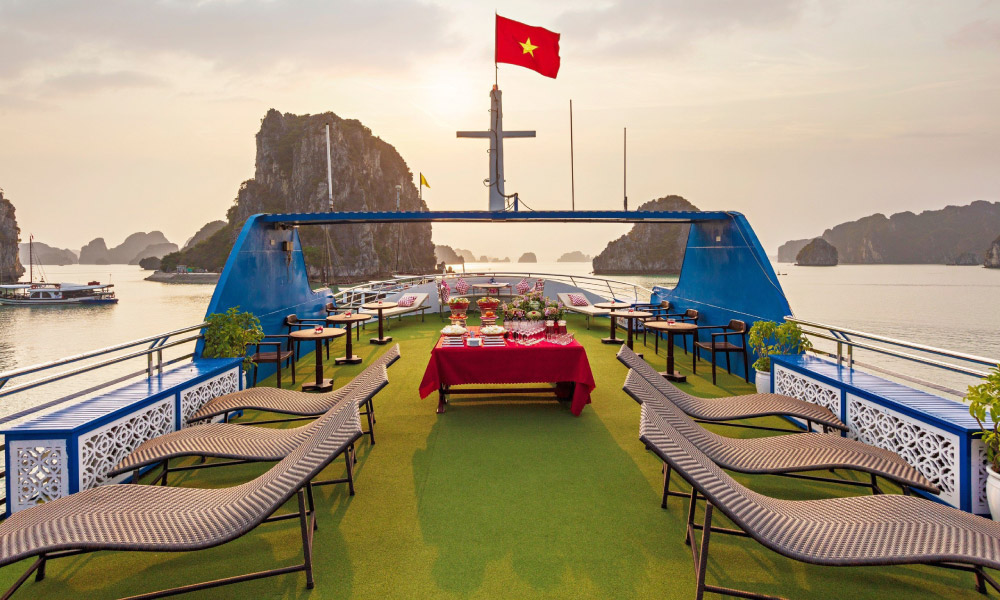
[[19, 241, 78, 265], [129, 242, 179, 265], [183, 221, 227, 250], [0, 189, 24, 282], [558, 251, 591, 262], [780, 201, 1000, 264], [948, 251, 980, 266], [162, 109, 435, 280], [795, 238, 838, 266], [434, 245, 463, 264], [592, 196, 697, 275], [986, 236, 1000, 269], [518, 252, 537, 263], [80, 231, 175, 264], [777, 238, 810, 263]]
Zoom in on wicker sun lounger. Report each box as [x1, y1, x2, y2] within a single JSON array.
[[617, 345, 847, 433], [189, 344, 400, 443], [0, 392, 364, 599], [623, 370, 939, 508], [639, 401, 1000, 599], [106, 366, 388, 489]]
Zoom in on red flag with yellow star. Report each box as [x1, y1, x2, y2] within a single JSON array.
[[495, 15, 561, 79]]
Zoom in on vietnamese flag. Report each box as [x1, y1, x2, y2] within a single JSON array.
[[495, 15, 561, 79]]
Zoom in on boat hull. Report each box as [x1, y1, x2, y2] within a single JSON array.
[[0, 297, 119, 306]]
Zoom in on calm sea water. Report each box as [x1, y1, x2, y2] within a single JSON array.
[[1, 261, 997, 419]]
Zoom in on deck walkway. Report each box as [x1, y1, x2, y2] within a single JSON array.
[[0, 314, 989, 599]]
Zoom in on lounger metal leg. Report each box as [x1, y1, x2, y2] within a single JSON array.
[[1, 556, 45, 600], [685, 487, 698, 546], [694, 503, 713, 600], [662, 463, 672, 509], [33, 556, 45, 583], [297, 490, 315, 589], [345, 445, 356, 496]]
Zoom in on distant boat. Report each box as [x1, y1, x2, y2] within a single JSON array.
[[0, 236, 118, 305], [0, 282, 118, 305]]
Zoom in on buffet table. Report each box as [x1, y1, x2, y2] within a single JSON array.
[[418, 331, 596, 416]]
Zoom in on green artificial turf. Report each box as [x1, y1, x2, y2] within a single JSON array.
[[0, 313, 986, 598]]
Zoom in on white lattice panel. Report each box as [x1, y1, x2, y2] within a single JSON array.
[[10, 439, 68, 513], [847, 393, 960, 507], [773, 366, 842, 431], [973, 439, 990, 515], [78, 398, 175, 490], [179, 368, 239, 427]]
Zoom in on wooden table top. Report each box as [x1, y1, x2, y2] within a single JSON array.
[[471, 282, 510, 288], [645, 321, 698, 332], [327, 313, 374, 324], [609, 310, 653, 319], [593, 301, 631, 310], [361, 301, 398, 310], [289, 327, 347, 340]]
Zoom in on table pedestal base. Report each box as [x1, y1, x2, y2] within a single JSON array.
[[302, 378, 335, 392], [660, 371, 687, 383], [370, 336, 392, 345], [601, 337, 625, 345], [335, 355, 362, 365]]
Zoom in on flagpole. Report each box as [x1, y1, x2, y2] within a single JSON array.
[[623, 127, 628, 212], [569, 99, 575, 211]]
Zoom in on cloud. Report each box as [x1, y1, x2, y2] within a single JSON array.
[[0, 0, 457, 80], [39, 70, 165, 94], [555, 0, 806, 59], [949, 19, 1000, 50]]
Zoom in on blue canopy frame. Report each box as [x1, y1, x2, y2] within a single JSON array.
[[198, 210, 791, 382]]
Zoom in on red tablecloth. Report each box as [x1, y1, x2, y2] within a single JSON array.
[[418, 336, 596, 415]]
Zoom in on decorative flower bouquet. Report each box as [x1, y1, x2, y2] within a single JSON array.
[[502, 292, 563, 322]]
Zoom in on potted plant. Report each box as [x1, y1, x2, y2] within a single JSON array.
[[968, 365, 1000, 520], [202, 306, 264, 377], [747, 320, 812, 394]]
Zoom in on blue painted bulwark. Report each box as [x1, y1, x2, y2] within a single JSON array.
[[772, 354, 988, 515], [653, 212, 791, 381], [203, 209, 791, 382], [3, 358, 242, 516]]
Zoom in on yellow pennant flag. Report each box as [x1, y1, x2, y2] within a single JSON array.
[[420, 173, 430, 188]]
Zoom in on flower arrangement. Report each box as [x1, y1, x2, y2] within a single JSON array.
[[502, 292, 563, 321]]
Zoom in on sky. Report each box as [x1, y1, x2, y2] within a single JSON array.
[[1, 0, 999, 260]]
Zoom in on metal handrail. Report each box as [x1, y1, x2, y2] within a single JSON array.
[[787, 317, 998, 368], [0, 322, 208, 390], [785, 316, 999, 396], [330, 271, 658, 307]]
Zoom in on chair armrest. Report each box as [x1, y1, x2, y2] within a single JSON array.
[[697, 325, 728, 331], [711, 331, 744, 338]]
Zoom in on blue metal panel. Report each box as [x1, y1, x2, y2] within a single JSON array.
[[1, 359, 242, 435], [195, 215, 331, 379], [772, 354, 982, 433], [654, 212, 792, 382], [258, 209, 731, 225], [205, 210, 790, 381]]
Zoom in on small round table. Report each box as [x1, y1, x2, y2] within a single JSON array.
[[471, 282, 510, 298], [594, 301, 631, 344], [609, 310, 652, 352], [327, 313, 373, 365], [645, 321, 697, 382], [289, 328, 347, 392], [362, 301, 397, 345]]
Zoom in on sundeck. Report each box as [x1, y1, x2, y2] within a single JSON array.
[[0, 209, 996, 599]]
